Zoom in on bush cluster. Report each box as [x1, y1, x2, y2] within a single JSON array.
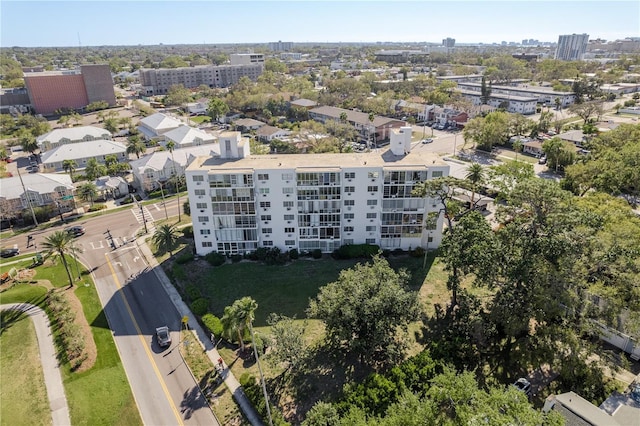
[[181, 226, 193, 238], [175, 252, 194, 264], [201, 313, 223, 337], [205, 251, 226, 266], [46, 290, 86, 370], [239, 374, 289, 425], [190, 298, 209, 316], [245, 247, 289, 265], [332, 244, 380, 260]]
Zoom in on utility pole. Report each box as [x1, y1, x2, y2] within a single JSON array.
[[16, 166, 38, 226], [158, 180, 168, 220], [104, 229, 116, 250], [137, 201, 148, 234]]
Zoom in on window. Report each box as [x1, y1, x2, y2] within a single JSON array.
[[344, 172, 355, 179], [285, 240, 296, 246], [258, 173, 269, 180], [282, 173, 293, 181], [262, 228, 273, 234], [344, 186, 355, 193], [343, 226, 354, 232], [367, 200, 378, 206], [284, 214, 294, 221], [366, 213, 377, 219], [344, 213, 355, 219], [344, 200, 355, 206], [200, 229, 211, 235], [259, 188, 270, 195], [367, 186, 378, 192], [195, 189, 206, 196], [284, 227, 295, 233], [343, 239, 354, 245], [198, 216, 209, 222], [368, 171, 379, 179], [283, 201, 294, 208], [196, 203, 207, 209], [260, 201, 271, 208], [283, 187, 294, 194], [260, 215, 271, 221], [192, 175, 204, 182], [366, 238, 376, 244], [202, 241, 213, 247], [366, 226, 377, 232], [263, 240, 274, 247], [432, 171, 443, 178]]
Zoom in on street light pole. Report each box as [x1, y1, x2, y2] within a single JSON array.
[[158, 180, 169, 220], [136, 201, 148, 234], [453, 133, 458, 158]]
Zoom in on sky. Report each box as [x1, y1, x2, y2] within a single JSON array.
[[1, 1, 638, 47]]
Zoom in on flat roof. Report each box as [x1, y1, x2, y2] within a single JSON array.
[[188, 149, 446, 173]]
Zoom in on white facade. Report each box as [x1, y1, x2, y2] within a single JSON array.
[[186, 127, 449, 256], [40, 140, 127, 172], [229, 54, 265, 65], [555, 34, 589, 61], [36, 126, 112, 151]]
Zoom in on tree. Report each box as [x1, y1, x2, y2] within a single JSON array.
[[512, 140, 523, 161], [20, 133, 38, 154], [488, 160, 535, 199], [77, 182, 98, 206], [41, 230, 80, 288], [103, 117, 119, 134], [83, 158, 107, 180], [542, 137, 576, 173], [465, 162, 486, 208], [307, 254, 421, 367], [62, 159, 77, 180], [166, 141, 181, 221], [480, 75, 491, 104], [207, 97, 229, 123], [266, 314, 307, 372], [151, 224, 179, 256], [126, 135, 146, 159], [462, 111, 510, 151], [568, 100, 604, 124], [164, 84, 191, 107]]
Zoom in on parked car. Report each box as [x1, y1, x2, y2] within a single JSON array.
[[513, 378, 532, 396], [156, 326, 171, 348], [538, 156, 547, 164], [65, 225, 85, 237], [0, 247, 19, 258], [421, 138, 434, 144]]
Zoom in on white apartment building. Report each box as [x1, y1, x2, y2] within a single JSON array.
[[555, 34, 589, 61], [229, 54, 265, 65], [186, 127, 449, 256]]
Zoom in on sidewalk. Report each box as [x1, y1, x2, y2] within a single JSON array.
[[0, 303, 71, 426], [135, 236, 264, 426]]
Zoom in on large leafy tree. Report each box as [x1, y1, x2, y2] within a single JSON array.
[[464, 162, 486, 208], [542, 137, 576, 172], [41, 230, 81, 288], [307, 255, 421, 367], [266, 314, 307, 372], [77, 182, 98, 206], [462, 111, 510, 151], [207, 97, 229, 123], [151, 224, 179, 256]]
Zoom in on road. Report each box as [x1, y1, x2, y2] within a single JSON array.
[[2, 198, 219, 426]]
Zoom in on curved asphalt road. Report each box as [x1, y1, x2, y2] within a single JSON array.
[[0, 303, 71, 426]]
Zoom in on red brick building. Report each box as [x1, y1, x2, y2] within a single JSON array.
[[24, 64, 116, 115]]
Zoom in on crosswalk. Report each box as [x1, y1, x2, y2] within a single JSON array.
[[131, 206, 155, 228]]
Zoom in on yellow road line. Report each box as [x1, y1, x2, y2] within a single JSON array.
[[105, 254, 184, 426]]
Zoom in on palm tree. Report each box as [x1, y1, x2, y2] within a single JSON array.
[[151, 224, 179, 256], [465, 163, 485, 209], [62, 159, 77, 180], [77, 182, 98, 207], [84, 158, 107, 180], [339, 112, 348, 123], [41, 230, 81, 288], [126, 135, 147, 159], [512, 140, 523, 162], [166, 141, 181, 221]]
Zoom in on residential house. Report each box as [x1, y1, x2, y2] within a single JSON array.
[[137, 113, 183, 140], [557, 129, 587, 147], [94, 175, 129, 199], [309, 106, 406, 144], [162, 126, 216, 148], [0, 173, 74, 218], [185, 126, 449, 256], [459, 89, 538, 115], [522, 139, 544, 156], [40, 140, 127, 172], [234, 118, 267, 133], [129, 144, 220, 192], [543, 391, 640, 425], [36, 126, 112, 152], [256, 125, 291, 142], [289, 98, 318, 109], [186, 99, 209, 116], [429, 106, 469, 127]]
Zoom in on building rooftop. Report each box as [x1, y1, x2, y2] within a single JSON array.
[[130, 145, 220, 173], [0, 173, 73, 199], [36, 126, 112, 145], [138, 113, 183, 131], [163, 126, 216, 146], [310, 105, 406, 127], [41, 140, 126, 164], [188, 148, 446, 173]]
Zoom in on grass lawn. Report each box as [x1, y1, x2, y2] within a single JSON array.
[[0, 262, 141, 425], [0, 311, 51, 426], [190, 116, 211, 124], [0, 255, 80, 289]]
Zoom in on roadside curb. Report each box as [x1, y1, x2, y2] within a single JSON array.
[[135, 236, 264, 426]]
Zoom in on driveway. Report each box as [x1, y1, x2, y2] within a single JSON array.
[[1, 303, 71, 426]]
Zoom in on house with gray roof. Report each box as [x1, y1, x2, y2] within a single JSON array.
[[40, 140, 127, 172], [0, 173, 74, 218], [162, 126, 216, 148], [234, 118, 267, 132], [309, 106, 406, 144], [256, 125, 291, 142], [289, 98, 318, 109], [129, 145, 220, 191], [137, 113, 183, 140], [36, 126, 112, 151]]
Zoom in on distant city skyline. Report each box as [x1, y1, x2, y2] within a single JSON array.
[[1, 1, 638, 48]]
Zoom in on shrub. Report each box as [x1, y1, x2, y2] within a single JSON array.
[[205, 251, 226, 266], [185, 284, 201, 301], [190, 298, 209, 316], [410, 247, 425, 258], [88, 203, 106, 212], [172, 264, 186, 281], [392, 248, 404, 256], [183, 200, 190, 216], [181, 226, 193, 238], [312, 249, 323, 259], [230, 254, 243, 263], [120, 195, 133, 205], [288, 248, 299, 260], [201, 314, 223, 338], [175, 252, 194, 264], [333, 244, 380, 259]]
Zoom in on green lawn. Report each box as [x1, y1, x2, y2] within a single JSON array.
[[190, 116, 211, 124], [0, 255, 80, 289], [0, 311, 51, 426]]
